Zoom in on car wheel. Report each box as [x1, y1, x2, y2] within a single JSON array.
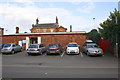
[[39, 52, 42, 55], [28, 53, 31, 55], [11, 50, 15, 54], [87, 51, 90, 56], [77, 52, 80, 55], [40, 50, 43, 55], [20, 48, 22, 52]]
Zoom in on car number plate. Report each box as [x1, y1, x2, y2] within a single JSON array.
[[30, 49, 35, 51], [4, 49, 8, 50], [70, 50, 75, 52], [50, 51, 55, 53]]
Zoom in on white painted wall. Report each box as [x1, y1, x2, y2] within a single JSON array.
[[26, 37, 30, 50], [38, 37, 41, 44]]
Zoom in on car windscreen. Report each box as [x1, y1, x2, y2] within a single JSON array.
[[29, 45, 38, 48], [0, 44, 2, 48], [87, 44, 98, 48], [48, 44, 59, 48], [3, 44, 11, 48], [68, 44, 78, 47]]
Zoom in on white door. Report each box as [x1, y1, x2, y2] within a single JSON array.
[[26, 37, 30, 50], [38, 37, 41, 44]]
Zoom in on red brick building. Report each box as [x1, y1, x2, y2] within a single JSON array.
[[30, 16, 67, 33], [0, 16, 87, 49], [1, 32, 87, 49]]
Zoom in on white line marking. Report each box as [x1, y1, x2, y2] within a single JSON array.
[[80, 52, 83, 57], [45, 72, 47, 75], [61, 51, 65, 58]]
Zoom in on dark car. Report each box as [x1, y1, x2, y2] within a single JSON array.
[[46, 44, 63, 55]]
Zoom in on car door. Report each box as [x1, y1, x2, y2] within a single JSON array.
[[40, 44, 46, 52], [83, 45, 87, 53], [16, 44, 21, 51], [12, 44, 17, 52]]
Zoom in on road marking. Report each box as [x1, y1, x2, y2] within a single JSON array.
[[61, 51, 65, 58], [80, 52, 83, 57]]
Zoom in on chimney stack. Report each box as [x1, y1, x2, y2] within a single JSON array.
[[36, 17, 39, 25], [56, 16, 58, 24], [70, 25, 72, 32], [0, 28, 4, 35], [16, 27, 19, 34]]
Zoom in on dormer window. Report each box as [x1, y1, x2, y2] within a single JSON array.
[[51, 29, 54, 32], [43, 29, 46, 32]]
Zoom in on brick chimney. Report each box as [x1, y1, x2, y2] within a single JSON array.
[[36, 18, 39, 25], [70, 25, 72, 32], [0, 28, 4, 35], [16, 27, 19, 34], [56, 16, 58, 24]]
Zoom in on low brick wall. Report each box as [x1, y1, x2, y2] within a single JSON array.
[[1, 33, 87, 48]]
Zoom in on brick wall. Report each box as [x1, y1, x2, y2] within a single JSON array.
[[0, 36, 2, 44], [1, 34, 87, 48]]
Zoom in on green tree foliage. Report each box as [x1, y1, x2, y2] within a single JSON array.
[[88, 29, 101, 44], [99, 8, 120, 46]]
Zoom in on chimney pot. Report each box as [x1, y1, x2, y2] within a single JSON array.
[[16, 27, 19, 34], [36, 18, 39, 24], [0, 28, 4, 35], [70, 25, 72, 32], [56, 16, 58, 24]]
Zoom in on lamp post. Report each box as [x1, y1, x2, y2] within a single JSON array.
[[93, 18, 95, 28], [115, 16, 118, 58]]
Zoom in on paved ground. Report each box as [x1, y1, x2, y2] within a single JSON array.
[[1, 51, 118, 78]]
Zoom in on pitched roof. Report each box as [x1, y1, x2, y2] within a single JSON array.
[[33, 23, 59, 28]]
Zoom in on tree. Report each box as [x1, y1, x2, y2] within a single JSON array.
[[88, 29, 101, 44], [99, 8, 120, 47]]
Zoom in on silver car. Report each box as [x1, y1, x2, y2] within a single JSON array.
[[83, 43, 103, 56], [1, 43, 22, 54], [27, 44, 46, 55]]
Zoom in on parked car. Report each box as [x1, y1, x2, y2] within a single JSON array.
[[66, 43, 79, 55], [27, 44, 46, 55], [83, 43, 103, 56], [1, 43, 22, 54], [85, 40, 94, 43], [0, 44, 4, 53], [46, 44, 63, 55]]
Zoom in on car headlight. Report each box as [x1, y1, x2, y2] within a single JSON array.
[[67, 49, 70, 51], [8, 48, 12, 51], [99, 50, 103, 53], [75, 49, 79, 52]]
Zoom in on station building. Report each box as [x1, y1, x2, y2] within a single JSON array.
[[0, 17, 87, 49]]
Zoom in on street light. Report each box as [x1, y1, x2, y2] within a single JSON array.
[[115, 16, 118, 58], [93, 18, 95, 28]]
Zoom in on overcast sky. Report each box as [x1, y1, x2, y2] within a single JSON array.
[[0, 0, 119, 34]]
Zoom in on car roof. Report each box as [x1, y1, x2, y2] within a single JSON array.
[[86, 40, 93, 43], [49, 43, 59, 45], [68, 43, 78, 44]]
